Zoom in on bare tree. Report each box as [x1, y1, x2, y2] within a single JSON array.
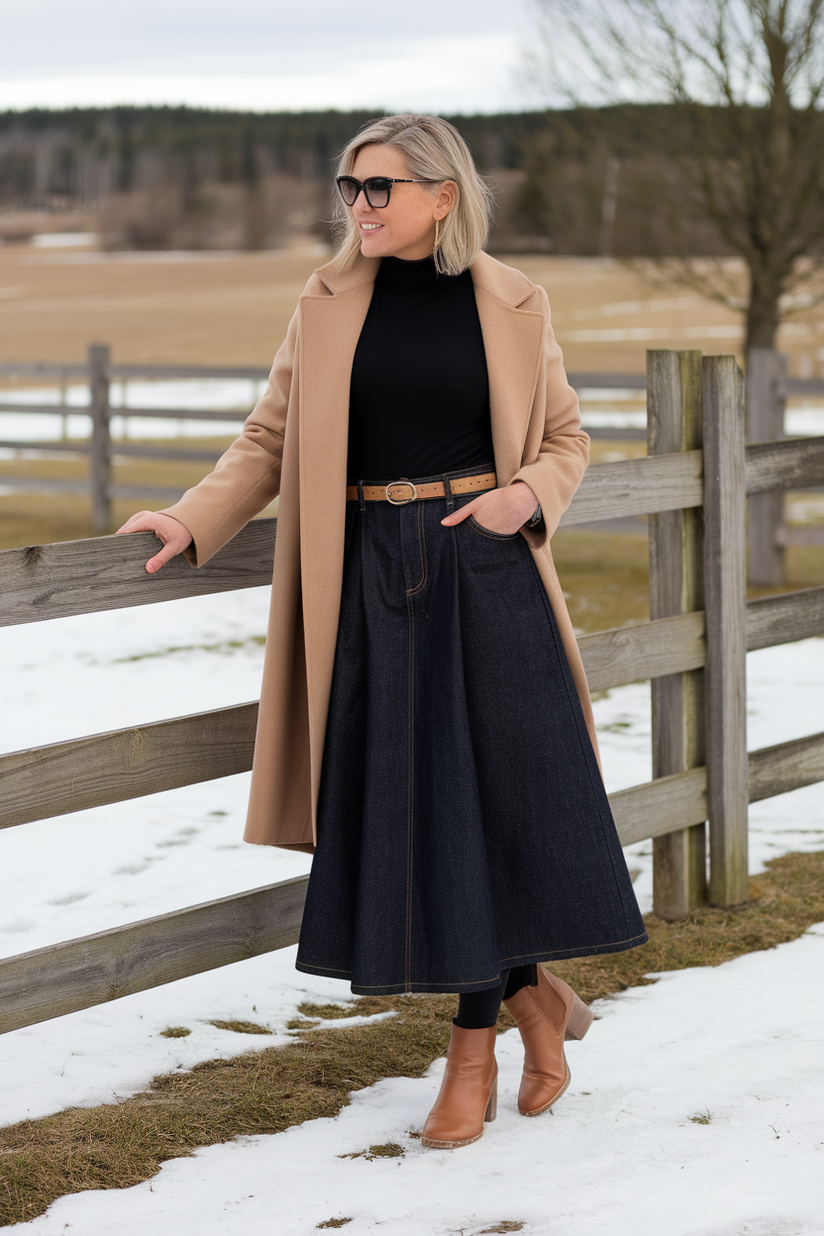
[[528, 0, 824, 354]]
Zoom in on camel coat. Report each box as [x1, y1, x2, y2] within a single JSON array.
[[161, 250, 595, 852]]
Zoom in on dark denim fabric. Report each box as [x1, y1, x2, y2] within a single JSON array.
[[295, 465, 648, 995]]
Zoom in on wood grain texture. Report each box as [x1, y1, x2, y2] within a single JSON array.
[[0, 703, 258, 829], [560, 450, 703, 526], [748, 731, 824, 802], [647, 350, 708, 920], [89, 342, 112, 532], [746, 350, 787, 585], [611, 767, 708, 847], [0, 518, 276, 627], [579, 611, 706, 692], [746, 586, 824, 650], [703, 356, 749, 906], [0, 876, 308, 1035], [745, 438, 824, 495]]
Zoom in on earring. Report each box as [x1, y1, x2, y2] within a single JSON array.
[[434, 218, 441, 252]]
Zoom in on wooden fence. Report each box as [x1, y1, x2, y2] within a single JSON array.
[[3, 345, 824, 569], [2, 349, 824, 1036]]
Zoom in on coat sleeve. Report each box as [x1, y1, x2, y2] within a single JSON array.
[[508, 284, 589, 544], [158, 297, 302, 567]]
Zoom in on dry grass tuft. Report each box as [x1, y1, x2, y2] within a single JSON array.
[[688, 1109, 713, 1125], [208, 1020, 273, 1036], [316, 1220, 353, 1230], [338, 1143, 405, 1161], [299, 1003, 357, 1020], [477, 1224, 526, 1234], [159, 1026, 191, 1039], [1, 850, 824, 1227]]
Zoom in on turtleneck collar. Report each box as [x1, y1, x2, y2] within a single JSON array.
[[379, 254, 454, 288]]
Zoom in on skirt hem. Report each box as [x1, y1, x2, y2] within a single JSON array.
[[294, 929, 649, 995]]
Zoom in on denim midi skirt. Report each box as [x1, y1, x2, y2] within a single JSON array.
[[295, 466, 647, 995]]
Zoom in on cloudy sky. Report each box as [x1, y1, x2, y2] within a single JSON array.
[[0, 0, 542, 114]]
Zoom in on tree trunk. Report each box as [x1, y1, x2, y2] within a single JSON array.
[[744, 261, 784, 354]]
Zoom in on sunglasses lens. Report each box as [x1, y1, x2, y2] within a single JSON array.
[[337, 177, 360, 206], [365, 178, 390, 208]]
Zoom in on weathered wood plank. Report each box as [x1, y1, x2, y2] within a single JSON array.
[[0, 403, 89, 416], [0, 518, 276, 628], [0, 703, 259, 829], [110, 363, 270, 381], [745, 438, 824, 495], [746, 350, 787, 585], [0, 362, 87, 378], [111, 445, 224, 462], [579, 611, 705, 692], [610, 767, 708, 848], [560, 450, 703, 526], [703, 356, 749, 906], [0, 876, 308, 1035], [107, 406, 247, 422], [746, 586, 824, 650], [0, 476, 89, 494], [568, 372, 647, 390], [748, 731, 824, 802], [646, 351, 708, 920], [0, 440, 88, 453], [89, 343, 112, 532], [583, 426, 647, 442]]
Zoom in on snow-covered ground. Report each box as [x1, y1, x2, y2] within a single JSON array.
[[1, 548, 823, 1231]]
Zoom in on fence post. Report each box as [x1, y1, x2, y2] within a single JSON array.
[[746, 348, 787, 585], [647, 350, 708, 920], [88, 343, 111, 532], [703, 355, 749, 905]]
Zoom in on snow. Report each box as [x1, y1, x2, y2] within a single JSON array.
[[1, 559, 823, 1232], [5, 930, 824, 1235]]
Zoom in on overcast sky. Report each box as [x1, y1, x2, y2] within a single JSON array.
[[0, 0, 541, 115]]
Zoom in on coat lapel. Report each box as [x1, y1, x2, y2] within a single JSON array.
[[298, 263, 377, 817], [470, 253, 545, 485]]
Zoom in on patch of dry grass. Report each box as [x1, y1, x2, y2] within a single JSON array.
[[2, 850, 824, 1227]]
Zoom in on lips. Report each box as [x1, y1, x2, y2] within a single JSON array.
[[359, 222, 383, 232]]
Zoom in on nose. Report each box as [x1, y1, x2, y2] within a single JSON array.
[[352, 188, 371, 212]]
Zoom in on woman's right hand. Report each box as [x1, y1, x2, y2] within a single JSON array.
[[115, 511, 193, 574]]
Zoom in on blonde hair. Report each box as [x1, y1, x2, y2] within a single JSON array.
[[330, 114, 493, 277]]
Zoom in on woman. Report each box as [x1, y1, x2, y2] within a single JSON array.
[[117, 114, 647, 1151]]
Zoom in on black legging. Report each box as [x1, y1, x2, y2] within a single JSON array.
[[453, 964, 537, 1029]]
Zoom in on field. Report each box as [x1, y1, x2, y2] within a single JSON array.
[[2, 241, 823, 371]]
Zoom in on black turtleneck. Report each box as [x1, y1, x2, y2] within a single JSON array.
[[346, 255, 494, 481]]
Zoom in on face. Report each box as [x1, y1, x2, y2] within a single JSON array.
[[347, 144, 455, 262]]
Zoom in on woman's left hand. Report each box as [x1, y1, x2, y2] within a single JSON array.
[[440, 480, 539, 536]]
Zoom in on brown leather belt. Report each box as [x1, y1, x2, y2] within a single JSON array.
[[346, 471, 497, 504]]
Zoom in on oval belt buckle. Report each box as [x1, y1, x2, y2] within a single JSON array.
[[386, 480, 418, 505]]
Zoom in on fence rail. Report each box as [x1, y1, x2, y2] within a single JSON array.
[[1, 348, 824, 1035]]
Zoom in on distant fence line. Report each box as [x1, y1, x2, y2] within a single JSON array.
[[2, 345, 824, 578], [2, 348, 824, 1036]]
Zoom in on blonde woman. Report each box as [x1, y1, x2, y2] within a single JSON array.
[[117, 114, 647, 1150]]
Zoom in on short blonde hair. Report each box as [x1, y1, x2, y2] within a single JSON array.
[[330, 114, 493, 277]]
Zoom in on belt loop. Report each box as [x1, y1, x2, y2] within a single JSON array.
[[442, 473, 455, 514], [357, 479, 366, 512]]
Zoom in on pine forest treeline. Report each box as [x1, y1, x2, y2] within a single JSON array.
[[0, 104, 822, 261]]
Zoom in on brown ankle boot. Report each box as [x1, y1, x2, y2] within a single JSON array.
[[421, 1023, 498, 1149], [503, 966, 593, 1117]]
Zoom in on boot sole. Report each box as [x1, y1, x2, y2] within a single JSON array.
[[421, 1076, 497, 1148], [519, 1058, 571, 1117]]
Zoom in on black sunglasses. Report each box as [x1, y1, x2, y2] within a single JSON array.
[[336, 175, 439, 209]]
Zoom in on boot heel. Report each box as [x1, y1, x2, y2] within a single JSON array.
[[484, 1075, 498, 1123], [564, 993, 594, 1042]]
